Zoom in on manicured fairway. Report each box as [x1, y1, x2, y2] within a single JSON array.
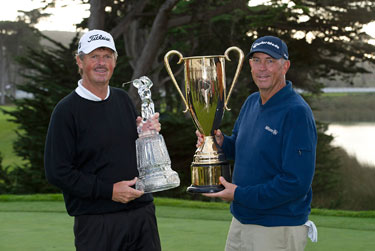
[[0, 200, 374, 250], [0, 211, 74, 251]]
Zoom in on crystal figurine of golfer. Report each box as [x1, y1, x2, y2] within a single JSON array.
[[132, 76, 180, 193]]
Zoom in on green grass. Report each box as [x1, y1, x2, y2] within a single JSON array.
[[0, 195, 375, 251], [0, 106, 24, 167]]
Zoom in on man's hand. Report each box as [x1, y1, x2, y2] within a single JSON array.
[[202, 177, 237, 202], [195, 129, 224, 148], [112, 177, 144, 203], [213, 129, 224, 147], [136, 112, 161, 133], [195, 130, 205, 148]]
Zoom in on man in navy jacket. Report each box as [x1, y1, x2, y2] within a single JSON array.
[[197, 36, 317, 251]]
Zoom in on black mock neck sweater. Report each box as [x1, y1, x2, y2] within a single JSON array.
[[45, 87, 153, 216]]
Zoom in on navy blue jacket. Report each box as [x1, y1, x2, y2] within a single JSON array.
[[222, 81, 317, 226]]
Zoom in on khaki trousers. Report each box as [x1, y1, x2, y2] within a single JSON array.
[[225, 217, 308, 251]]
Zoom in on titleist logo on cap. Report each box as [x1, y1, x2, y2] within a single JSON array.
[[252, 41, 280, 50], [88, 34, 111, 43], [78, 29, 117, 54]]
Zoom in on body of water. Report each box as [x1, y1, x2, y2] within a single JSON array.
[[322, 87, 375, 93], [326, 122, 375, 167]]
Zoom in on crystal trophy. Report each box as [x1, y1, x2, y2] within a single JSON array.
[[132, 76, 180, 193]]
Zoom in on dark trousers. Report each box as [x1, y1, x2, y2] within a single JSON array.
[[74, 203, 161, 251]]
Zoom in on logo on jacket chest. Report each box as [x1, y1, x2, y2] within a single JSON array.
[[265, 125, 278, 135]]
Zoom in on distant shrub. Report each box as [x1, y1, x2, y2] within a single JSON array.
[[311, 93, 375, 122], [312, 147, 375, 210]]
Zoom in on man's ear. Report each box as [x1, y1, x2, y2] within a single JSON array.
[[76, 55, 82, 67], [283, 60, 291, 74]]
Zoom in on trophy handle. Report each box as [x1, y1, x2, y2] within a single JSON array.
[[164, 50, 189, 113], [223, 46, 244, 111]]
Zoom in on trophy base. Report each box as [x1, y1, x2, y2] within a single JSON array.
[[135, 133, 180, 193], [136, 169, 180, 193], [187, 162, 231, 194], [187, 184, 225, 193]]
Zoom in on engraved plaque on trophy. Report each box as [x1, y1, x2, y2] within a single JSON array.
[[132, 76, 180, 193], [164, 47, 244, 193]]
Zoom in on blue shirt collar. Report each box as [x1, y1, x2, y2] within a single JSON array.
[[259, 80, 294, 108]]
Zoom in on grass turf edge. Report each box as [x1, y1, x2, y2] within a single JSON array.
[[1, 193, 375, 218]]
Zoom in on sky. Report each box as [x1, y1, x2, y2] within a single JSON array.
[[0, 0, 374, 38], [0, 0, 90, 32]]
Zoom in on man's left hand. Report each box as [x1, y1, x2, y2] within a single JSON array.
[[136, 112, 161, 132], [202, 177, 237, 202]]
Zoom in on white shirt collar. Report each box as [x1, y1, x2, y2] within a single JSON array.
[[75, 79, 110, 101]]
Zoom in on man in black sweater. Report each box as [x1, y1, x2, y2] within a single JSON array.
[[44, 29, 161, 251]]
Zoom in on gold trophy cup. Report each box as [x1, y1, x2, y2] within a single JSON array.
[[164, 47, 244, 193]]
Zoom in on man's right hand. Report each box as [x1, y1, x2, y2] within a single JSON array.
[[195, 129, 224, 148], [112, 178, 144, 203]]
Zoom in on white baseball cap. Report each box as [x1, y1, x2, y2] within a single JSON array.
[[78, 29, 117, 54]]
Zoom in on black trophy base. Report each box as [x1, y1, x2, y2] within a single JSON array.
[[187, 162, 231, 194], [187, 184, 225, 193]]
